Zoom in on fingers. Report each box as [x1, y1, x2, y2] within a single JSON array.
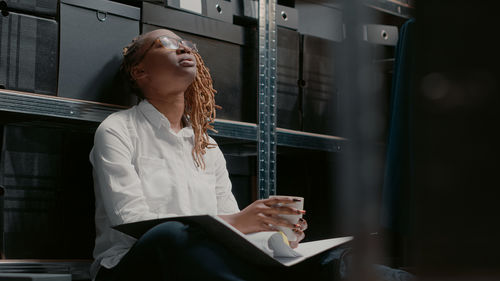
[[293, 228, 305, 242], [260, 222, 277, 232], [253, 200, 305, 216], [262, 215, 299, 230], [298, 217, 308, 231], [262, 205, 306, 216], [254, 204, 307, 230], [294, 229, 305, 240], [290, 229, 305, 249], [261, 197, 301, 207]]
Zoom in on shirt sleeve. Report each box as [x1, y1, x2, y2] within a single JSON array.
[[213, 146, 241, 215], [90, 118, 174, 226]]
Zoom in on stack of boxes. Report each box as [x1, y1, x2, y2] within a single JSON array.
[[1, 0, 399, 133]]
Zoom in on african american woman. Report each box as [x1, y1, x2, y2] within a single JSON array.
[[89, 29, 341, 281]]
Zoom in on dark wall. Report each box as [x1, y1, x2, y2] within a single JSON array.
[[413, 1, 500, 278], [0, 125, 95, 259]]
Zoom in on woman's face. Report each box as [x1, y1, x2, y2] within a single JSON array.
[[133, 29, 197, 97]]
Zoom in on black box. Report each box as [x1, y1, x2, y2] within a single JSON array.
[[142, 2, 258, 123], [275, 4, 298, 30], [57, 0, 140, 106], [295, 0, 344, 42], [164, 0, 235, 23], [0, 11, 58, 95], [302, 35, 342, 136], [233, 0, 257, 22], [1, 0, 58, 17], [277, 27, 300, 130], [234, 0, 299, 30]]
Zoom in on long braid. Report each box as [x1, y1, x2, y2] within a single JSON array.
[[185, 52, 219, 170]]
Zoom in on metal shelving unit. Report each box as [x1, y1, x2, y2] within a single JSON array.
[[0, 0, 409, 201], [0, 89, 345, 151], [257, 0, 278, 198], [0, 89, 124, 123], [0, 0, 407, 277], [277, 128, 346, 152]]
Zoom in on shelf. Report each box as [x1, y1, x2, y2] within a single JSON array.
[[364, 0, 415, 19], [0, 89, 347, 152], [210, 119, 258, 141], [0, 259, 91, 280], [277, 128, 346, 152], [211, 121, 348, 152], [307, 0, 415, 19], [0, 89, 125, 123], [0, 89, 258, 141]]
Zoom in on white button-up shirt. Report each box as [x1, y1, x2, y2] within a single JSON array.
[[89, 100, 240, 280]]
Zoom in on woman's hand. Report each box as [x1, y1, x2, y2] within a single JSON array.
[[219, 197, 306, 235], [289, 218, 308, 249]]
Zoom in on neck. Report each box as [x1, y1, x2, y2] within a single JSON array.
[[146, 91, 185, 133]]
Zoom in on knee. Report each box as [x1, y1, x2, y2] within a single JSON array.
[[139, 221, 190, 248]]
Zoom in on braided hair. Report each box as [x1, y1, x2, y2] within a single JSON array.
[[121, 34, 148, 99], [121, 33, 219, 170]]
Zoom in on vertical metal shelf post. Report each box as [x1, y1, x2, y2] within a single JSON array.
[[257, 0, 278, 199]]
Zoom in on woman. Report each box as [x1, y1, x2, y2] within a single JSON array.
[[90, 29, 320, 281]]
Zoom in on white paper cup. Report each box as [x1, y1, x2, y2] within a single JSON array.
[[269, 195, 304, 242]]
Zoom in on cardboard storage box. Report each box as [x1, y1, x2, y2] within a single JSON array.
[[58, 0, 140, 106]]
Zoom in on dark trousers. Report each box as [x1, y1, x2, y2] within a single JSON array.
[[95, 221, 345, 281]]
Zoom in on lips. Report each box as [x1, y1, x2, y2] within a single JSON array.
[[179, 56, 195, 67]]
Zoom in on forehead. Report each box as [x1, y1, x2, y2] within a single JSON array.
[[134, 29, 181, 62], [143, 29, 181, 45]]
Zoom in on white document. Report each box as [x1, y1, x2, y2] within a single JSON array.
[[275, 237, 354, 266], [114, 214, 353, 267], [214, 215, 352, 265]]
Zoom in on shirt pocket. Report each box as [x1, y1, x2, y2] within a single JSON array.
[[136, 156, 177, 208]]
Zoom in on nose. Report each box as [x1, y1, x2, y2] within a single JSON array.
[[176, 43, 192, 54]]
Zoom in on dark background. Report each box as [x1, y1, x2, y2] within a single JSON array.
[[412, 0, 500, 279]]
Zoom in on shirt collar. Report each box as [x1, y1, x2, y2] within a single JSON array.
[[138, 99, 194, 138]]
